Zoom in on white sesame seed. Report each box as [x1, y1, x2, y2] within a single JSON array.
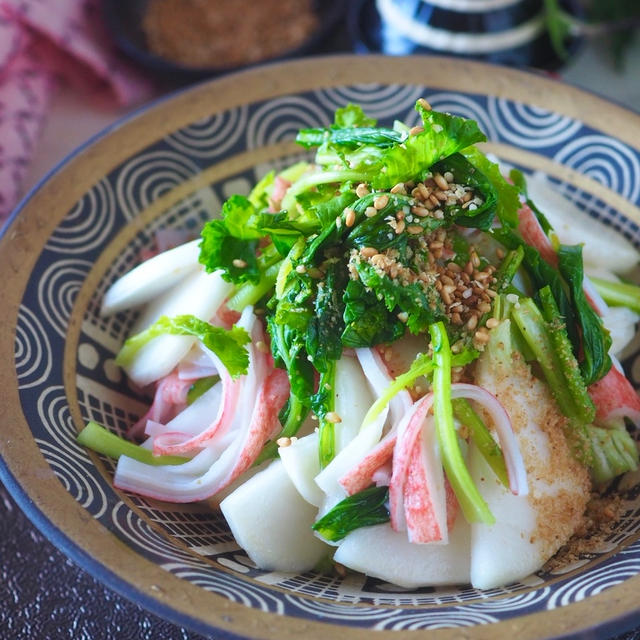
[[374, 194, 389, 210], [232, 258, 247, 268]]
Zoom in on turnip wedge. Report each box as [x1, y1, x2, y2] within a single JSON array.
[[333, 517, 471, 589], [220, 460, 329, 572], [101, 239, 201, 316], [470, 319, 590, 590], [116, 268, 234, 387]]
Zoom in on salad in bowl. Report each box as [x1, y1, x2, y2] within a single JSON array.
[[80, 99, 640, 591]]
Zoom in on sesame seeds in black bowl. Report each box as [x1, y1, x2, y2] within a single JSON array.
[[102, 0, 345, 82]]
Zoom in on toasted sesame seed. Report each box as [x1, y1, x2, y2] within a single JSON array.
[[360, 247, 378, 258], [496, 248, 505, 259], [390, 182, 406, 194], [407, 225, 423, 234], [447, 261, 462, 273], [417, 182, 431, 200], [277, 437, 292, 447], [232, 258, 247, 268], [374, 194, 389, 210], [411, 205, 430, 217], [255, 340, 270, 353], [325, 411, 342, 424], [409, 125, 424, 136], [418, 97, 432, 111], [474, 329, 490, 344], [486, 317, 500, 329], [466, 315, 478, 331], [395, 220, 405, 234], [356, 183, 369, 198], [344, 207, 356, 227], [434, 173, 449, 191]]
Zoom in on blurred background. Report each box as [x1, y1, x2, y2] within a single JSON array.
[[1, 1, 639, 638]]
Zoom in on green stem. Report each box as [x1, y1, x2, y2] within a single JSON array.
[[589, 276, 640, 314], [77, 421, 189, 466], [429, 322, 494, 524], [226, 261, 281, 311], [317, 360, 337, 468], [511, 298, 581, 420], [452, 398, 509, 488], [538, 286, 596, 424], [254, 394, 309, 465]]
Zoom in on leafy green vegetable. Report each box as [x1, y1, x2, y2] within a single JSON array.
[[461, 147, 521, 228], [430, 154, 497, 231], [296, 126, 405, 150], [199, 218, 260, 284], [312, 486, 390, 541], [557, 245, 612, 385], [78, 421, 189, 466], [116, 315, 250, 378], [341, 279, 405, 348], [588, 422, 639, 485], [333, 103, 378, 128]]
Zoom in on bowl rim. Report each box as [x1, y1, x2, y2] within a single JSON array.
[[2, 54, 640, 640]]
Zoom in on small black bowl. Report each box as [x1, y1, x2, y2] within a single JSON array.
[[102, 0, 346, 84]]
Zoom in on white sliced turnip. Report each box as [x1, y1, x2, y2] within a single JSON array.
[[220, 460, 329, 572], [101, 239, 201, 316], [123, 269, 233, 387], [333, 516, 470, 588], [278, 433, 324, 507], [469, 320, 590, 590]]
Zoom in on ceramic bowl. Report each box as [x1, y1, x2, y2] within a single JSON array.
[[2, 55, 640, 640]]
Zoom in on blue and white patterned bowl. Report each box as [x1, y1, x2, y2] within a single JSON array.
[[350, 0, 581, 70], [1, 56, 640, 640]]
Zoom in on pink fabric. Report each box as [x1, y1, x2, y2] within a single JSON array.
[[0, 0, 153, 221]]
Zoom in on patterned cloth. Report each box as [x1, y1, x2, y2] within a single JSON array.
[[0, 0, 152, 221]]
